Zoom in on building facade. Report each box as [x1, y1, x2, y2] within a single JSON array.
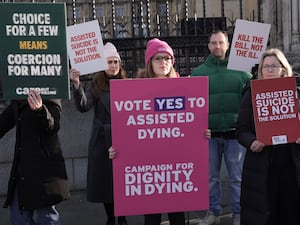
[[261, 0, 300, 70]]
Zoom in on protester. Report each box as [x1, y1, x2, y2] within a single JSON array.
[[0, 90, 69, 225], [191, 30, 252, 225], [69, 42, 128, 225], [109, 38, 211, 225], [236, 48, 300, 225], [129, 38, 185, 225]]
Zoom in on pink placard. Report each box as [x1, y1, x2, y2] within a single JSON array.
[[110, 77, 209, 216]]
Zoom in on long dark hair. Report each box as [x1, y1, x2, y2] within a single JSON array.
[[91, 66, 126, 98]]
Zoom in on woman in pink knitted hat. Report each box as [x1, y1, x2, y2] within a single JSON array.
[[69, 42, 128, 225], [138, 38, 178, 78], [137, 38, 184, 225], [109, 38, 211, 225]]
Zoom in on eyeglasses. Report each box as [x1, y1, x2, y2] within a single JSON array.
[[262, 64, 282, 70], [107, 60, 119, 65], [152, 56, 172, 63]]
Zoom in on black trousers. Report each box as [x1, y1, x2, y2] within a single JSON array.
[[268, 147, 300, 225], [144, 212, 185, 225], [104, 203, 126, 224]]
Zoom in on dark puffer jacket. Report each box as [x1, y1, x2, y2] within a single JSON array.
[[236, 87, 300, 225], [0, 100, 70, 210]]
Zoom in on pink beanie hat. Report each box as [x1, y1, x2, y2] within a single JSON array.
[[145, 38, 174, 65], [104, 42, 121, 61]]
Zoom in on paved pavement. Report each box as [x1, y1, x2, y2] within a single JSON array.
[[0, 190, 234, 225]]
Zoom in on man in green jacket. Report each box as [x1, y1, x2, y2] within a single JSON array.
[[192, 30, 252, 225]]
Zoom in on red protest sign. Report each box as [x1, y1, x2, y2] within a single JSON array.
[[251, 77, 300, 145]]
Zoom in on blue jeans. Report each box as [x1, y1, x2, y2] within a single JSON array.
[[208, 138, 245, 216], [10, 191, 61, 225]]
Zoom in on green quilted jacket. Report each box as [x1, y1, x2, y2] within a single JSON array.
[[191, 54, 252, 132]]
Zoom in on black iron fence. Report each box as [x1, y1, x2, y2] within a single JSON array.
[[0, 0, 258, 96], [104, 35, 210, 78]]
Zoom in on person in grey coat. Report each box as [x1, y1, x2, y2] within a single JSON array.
[[69, 42, 127, 225]]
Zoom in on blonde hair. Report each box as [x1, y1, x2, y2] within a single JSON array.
[[257, 48, 293, 79]]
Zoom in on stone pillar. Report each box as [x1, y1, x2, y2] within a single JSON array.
[[281, 0, 291, 51], [263, 0, 276, 47], [291, 0, 300, 50], [276, 0, 283, 49]]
